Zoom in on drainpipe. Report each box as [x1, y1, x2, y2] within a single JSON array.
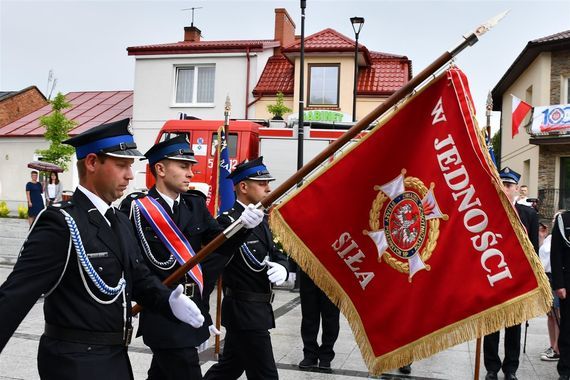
[[245, 48, 251, 119]]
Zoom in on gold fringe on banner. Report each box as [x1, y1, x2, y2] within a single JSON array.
[[269, 70, 552, 375], [271, 209, 551, 375]]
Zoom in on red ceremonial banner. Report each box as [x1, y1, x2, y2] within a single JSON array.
[[270, 68, 550, 374]]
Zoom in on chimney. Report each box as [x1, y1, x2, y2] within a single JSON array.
[[274, 8, 296, 55], [184, 26, 201, 42]]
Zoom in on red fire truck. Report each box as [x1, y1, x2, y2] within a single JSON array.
[[145, 119, 366, 199]]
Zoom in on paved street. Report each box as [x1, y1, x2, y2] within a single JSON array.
[[0, 217, 561, 379]]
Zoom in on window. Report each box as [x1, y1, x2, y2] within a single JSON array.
[[559, 157, 570, 210], [159, 132, 190, 143], [308, 64, 340, 107], [175, 65, 215, 105], [563, 77, 570, 104], [210, 133, 238, 157]]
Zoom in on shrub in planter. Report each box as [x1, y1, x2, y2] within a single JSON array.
[[267, 92, 292, 120], [18, 204, 28, 219], [0, 201, 9, 217]]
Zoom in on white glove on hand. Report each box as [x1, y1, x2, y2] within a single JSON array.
[[168, 285, 205, 328], [196, 325, 222, 353], [266, 260, 287, 286], [239, 204, 264, 229]]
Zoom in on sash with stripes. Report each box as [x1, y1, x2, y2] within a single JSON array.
[[134, 196, 203, 295]]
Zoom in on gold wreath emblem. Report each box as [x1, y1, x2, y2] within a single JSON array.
[[364, 170, 447, 276]]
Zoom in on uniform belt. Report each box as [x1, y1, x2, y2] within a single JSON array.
[[225, 288, 274, 303], [44, 323, 133, 347], [173, 282, 195, 298]]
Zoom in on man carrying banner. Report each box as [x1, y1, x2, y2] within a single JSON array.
[[204, 157, 290, 380], [120, 135, 264, 380], [483, 167, 539, 380], [0, 119, 206, 380], [551, 209, 570, 380]]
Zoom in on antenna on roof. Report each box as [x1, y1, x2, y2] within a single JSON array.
[[181, 7, 203, 27], [46, 69, 57, 100]]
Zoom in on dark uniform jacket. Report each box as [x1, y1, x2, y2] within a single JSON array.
[[515, 203, 539, 254], [218, 202, 289, 331], [0, 189, 173, 378], [551, 211, 570, 291], [120, 187, 246, 348]]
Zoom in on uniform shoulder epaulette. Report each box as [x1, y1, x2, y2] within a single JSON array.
[[49, 200, 73, 209], [127, 191, 147, 200], [182, 190, 206, 201], [221, 208, 236, 222]]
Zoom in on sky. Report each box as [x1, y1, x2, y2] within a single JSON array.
[[1, 0, 570, 132]]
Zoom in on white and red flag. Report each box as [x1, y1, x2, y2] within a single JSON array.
[[511, 95, 533, 138]]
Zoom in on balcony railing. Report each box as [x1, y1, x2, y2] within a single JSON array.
[[537, 188, 570, 221]]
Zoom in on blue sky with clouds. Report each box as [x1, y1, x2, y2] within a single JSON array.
[[1, 0, 570, 131]]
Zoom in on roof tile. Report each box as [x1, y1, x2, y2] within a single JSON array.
[[0, 91, 133, 137]]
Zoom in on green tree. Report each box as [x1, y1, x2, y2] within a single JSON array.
[[36, 92, 75, 171], [267, 92, 292, 120]]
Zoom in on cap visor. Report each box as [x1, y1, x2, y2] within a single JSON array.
[[105, 149, 145, 159], [248, 174, 276, 181], [168, 155, 198, 164]]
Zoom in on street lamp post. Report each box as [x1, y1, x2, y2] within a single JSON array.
[[350, 17, 365, 122]]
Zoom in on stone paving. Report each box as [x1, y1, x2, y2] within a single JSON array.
[[0, 217, 561, 379]]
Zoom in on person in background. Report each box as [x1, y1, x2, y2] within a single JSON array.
[[298, 271, 340, 373], [45, 171, 63, 206], [25, 170, 44, 226], [484, 167, 539, 380], [516, 185, 533, 207], [539, 220, 560, 361]]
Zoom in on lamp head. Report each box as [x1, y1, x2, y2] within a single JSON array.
[[350, 17, 365, 35]]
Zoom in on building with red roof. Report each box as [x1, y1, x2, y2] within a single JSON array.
[[126, 7, 411, 139], [0, 91, 133, 207]]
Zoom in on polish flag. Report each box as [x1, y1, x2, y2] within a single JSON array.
[[512, 95, 533, 138]]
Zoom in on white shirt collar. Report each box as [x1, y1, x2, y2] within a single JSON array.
[[156, 189, 181, 213], [77, 184, 113, 225], [237, 200, 248, 210]]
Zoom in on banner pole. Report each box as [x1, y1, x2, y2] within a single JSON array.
[[131, 11, 507, 316], [214, 96, 232, 356], [474, 337, 482, 380]]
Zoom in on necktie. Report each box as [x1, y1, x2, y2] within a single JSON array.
[[105, 207, 119, 230], [172, 201, 180, 224]]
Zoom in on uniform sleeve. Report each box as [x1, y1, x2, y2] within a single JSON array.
[[551, 215, 567, 291], [0, 209, 69, 353], [527, 208, 539, 254], [130, 249, 174, 316]]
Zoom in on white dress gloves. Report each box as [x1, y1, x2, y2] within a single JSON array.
[[266, 261, 287, 286], [239, 204, 264, 229], [196, 325, 222, 353], [168, 285, 204, 328]]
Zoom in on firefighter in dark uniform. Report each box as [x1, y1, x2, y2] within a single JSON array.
[[204, 157, 290, 380], [483, 167, 539, 380], [0, 119, 205, 380], [120, 135, 264, 380], [552, 209, 570, 380], [298, 271, 340, 372]]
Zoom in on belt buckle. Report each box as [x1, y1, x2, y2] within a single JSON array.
[[124, 327, 133, 347], [184, 283, 195, 298], [269, 291, 275, 304]]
